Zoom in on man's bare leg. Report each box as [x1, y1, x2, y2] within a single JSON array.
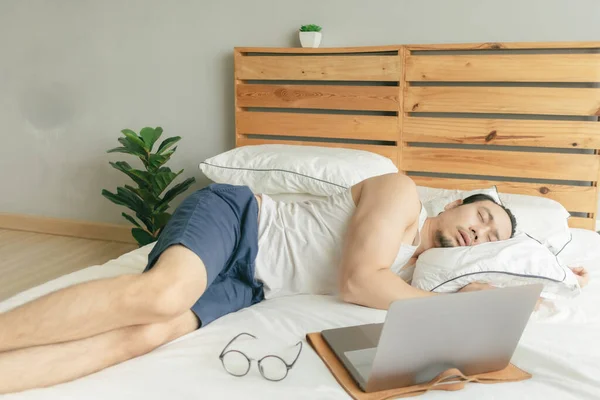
[[0, 245, 207, 352], [0, 310, 199, 394]]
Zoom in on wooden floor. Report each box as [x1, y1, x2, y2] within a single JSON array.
[[0, 229, 136, 301]]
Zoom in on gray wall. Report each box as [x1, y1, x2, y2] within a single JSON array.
[[1, 0, 600, 226]]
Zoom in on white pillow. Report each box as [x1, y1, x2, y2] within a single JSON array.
[[557, 228, 600, 266], [412, 233, 580, 300], [199, 144, 398, 196], [499, 192, 571, 254], [416, 186, 571, 254]]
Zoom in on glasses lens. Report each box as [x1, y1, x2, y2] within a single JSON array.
[[222, 351, 250, 376], [259, 356, 288, 381]]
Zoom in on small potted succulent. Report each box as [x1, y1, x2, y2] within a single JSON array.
[[299, 24, 322, 48]]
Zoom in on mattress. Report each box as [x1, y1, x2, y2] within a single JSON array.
[[2, 230, 600, 400]]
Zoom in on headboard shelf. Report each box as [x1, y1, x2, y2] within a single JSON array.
[[236, 45, 403, 54]]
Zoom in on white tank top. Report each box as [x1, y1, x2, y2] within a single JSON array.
[[254, 189, 428, 299]]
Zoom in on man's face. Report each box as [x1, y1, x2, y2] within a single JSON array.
[[433, 200, 512, 248]]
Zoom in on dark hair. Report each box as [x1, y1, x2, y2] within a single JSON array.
[[462, 193, 517, 238]]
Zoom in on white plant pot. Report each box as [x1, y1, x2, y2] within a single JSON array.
[[299, 31, 322, 48]]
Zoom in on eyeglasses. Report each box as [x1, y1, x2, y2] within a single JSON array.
[[219, 332, 303, 381]]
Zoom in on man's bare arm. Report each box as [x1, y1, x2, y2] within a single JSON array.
[[338, 174, 437, 309]]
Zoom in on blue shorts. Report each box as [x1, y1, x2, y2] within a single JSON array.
[[143, 183, 264, 327]]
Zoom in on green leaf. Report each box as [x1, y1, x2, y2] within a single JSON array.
[[159, 147, 176, 160], [153, 212, 172, 230], [148, 154, 171, 171], [110, 160, 132, 170], [107, 147, 134, 155], [135, 211, 155, 232], [102, 189, 131, 208], [157, 166, 173, 174], [128, 169, 154, 188], [156, 177, 196, 210], [157, 136, 181, 154], [116, 186, 150, 215], [102, 191, 139, 216], [125, 185, 158, 207], [118, 137, 146, 158], [120, 129, 148, 152], [122, 212, 141, 228], [140, 127, 163, 152], [131, 228, 156, 247], [110, 162, 151, 189], [155, 203, 170, 213], [111, 186, 154, 231], [152, 170, 179, 196]]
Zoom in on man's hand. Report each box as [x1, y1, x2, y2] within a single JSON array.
[[570, 266, 590, 288], [457, 282, 495, 293], [458, 282, 544, 311]]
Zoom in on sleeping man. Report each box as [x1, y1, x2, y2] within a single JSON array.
[[0, 173, 590, 393]]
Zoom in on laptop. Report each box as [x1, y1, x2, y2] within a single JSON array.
[[321, 284, 543, 392]]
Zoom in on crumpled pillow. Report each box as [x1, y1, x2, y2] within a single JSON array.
[[412, 233, 580, 299]]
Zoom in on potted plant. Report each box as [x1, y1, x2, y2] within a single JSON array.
[[299, 24, 322, 48], [102, 127, 195, 246]]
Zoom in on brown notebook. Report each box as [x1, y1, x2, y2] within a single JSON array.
[[306, 332, 531, 400]]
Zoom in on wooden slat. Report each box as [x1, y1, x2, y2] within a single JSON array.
[[237, 84, 398, 111], [236, 136, 398, 163], [404, 117, 600, 149], [568, 217, 596, 230], [411, 176, 598, 214], [406, 42, 600, 51], [402, 147, 600, 181], [237, 112, 397, 141], [594, 149, 600, 221], [406, 54, 600, 82], [236, 46, 401, 54], [406, 87, 600, 116], [0, 213, 136, 244], [235, 55, 400, 81], [398, 47, 407, 169], [234, 49, 244, 147]]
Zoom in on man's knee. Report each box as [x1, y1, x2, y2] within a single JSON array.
[[121, 312, 198, 359], [121, 324, 170, 359], [123, 261, 206, 321], [123, 276, 195, 321]]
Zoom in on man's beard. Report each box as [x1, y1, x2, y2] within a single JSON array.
[[435, 231, 455, 248]]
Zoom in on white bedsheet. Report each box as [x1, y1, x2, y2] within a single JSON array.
[[2, 232, 600, 400]]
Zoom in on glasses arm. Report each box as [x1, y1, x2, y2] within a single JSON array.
[[219, 332, 257, 358], [287, 341, 303, 368]]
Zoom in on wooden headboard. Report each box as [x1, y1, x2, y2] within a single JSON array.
[[234, 42, 600, 230]]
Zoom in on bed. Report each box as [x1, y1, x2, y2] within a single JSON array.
[[3, 41, 600, 399], [1, 237, 599, 400]]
